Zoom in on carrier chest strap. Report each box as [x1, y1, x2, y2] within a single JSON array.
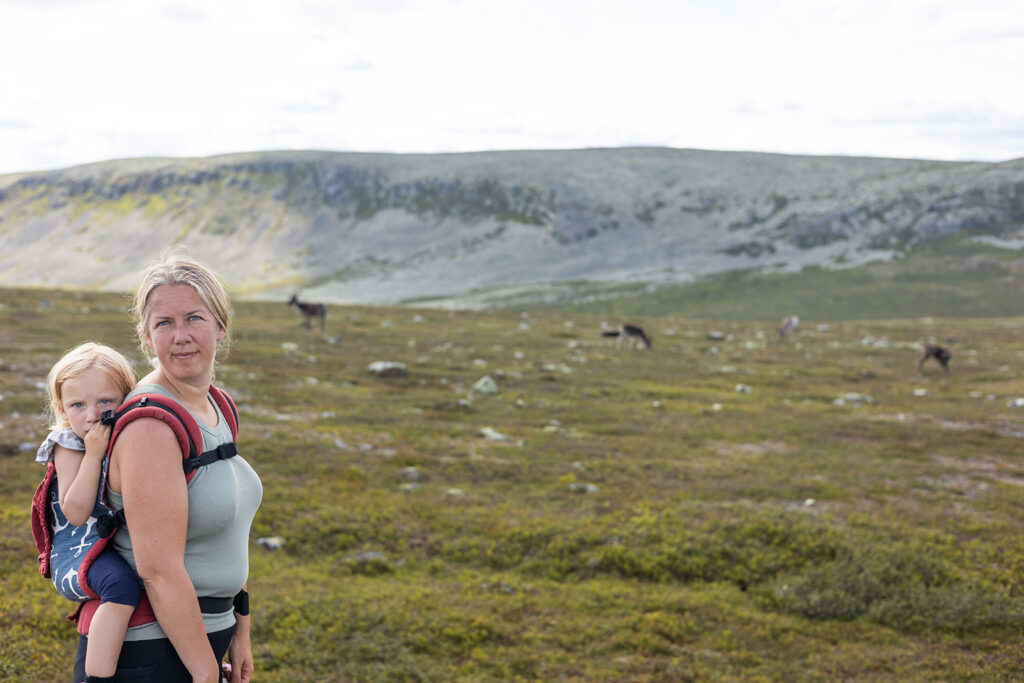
[[183, 442, 239, 473]]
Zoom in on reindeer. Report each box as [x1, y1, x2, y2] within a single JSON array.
[[288, 294, 326, 333], [918, 344, 951, 375], [778, 315, 799, 340], [601, 324, 652, 350]]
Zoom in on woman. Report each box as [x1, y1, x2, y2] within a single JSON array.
[[73, 253, 263, 683]]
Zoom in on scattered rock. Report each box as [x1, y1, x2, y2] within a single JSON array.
[[341, 550, 393, 575], [281, 342, 299, 352], [708, 331, 726, 341], [834, 392, 873, 406], [367, 361, 408, 378], [472, 375, 500, 394], [398, 466, 422, 481], [540, 362, 572, 374], [569, 482, 599, 494], [735, 383, 752, 394], [480, 426, 510, 441], [913, 388, 928, 397], [434, 399, 473, 411], [256, 536, 286, 551], [1008, 398, 1024, 408], [398, 482, 422, 492]]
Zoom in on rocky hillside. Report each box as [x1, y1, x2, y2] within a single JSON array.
[[1, 148, 1022, 308]]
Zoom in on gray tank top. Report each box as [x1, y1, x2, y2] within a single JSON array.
[[108, 384, 263, 640]]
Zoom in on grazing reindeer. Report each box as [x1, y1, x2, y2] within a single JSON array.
[[288, 294, 326, 333], [778, 315, 800, 340], [918, 344, 951, 375], [602, 324, 652, 350]]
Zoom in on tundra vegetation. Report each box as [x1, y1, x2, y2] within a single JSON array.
[[2, 286, 1024, 681]]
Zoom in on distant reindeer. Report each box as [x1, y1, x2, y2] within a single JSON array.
[[602, 324, 652, 350], [918, 344, 951, 375], [288, 294, 326, 333], [778, 315, 800, 340]]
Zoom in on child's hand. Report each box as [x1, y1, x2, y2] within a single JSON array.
[[83, 421, 112, 459]]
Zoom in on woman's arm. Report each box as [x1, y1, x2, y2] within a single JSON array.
[[53, 422, 110, 526], [114, 419, 221, 683]]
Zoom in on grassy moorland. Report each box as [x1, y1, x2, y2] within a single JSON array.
[[3, 286, 1024, 681]]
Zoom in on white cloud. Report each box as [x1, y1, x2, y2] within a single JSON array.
[[0, 0, 1022, 173]]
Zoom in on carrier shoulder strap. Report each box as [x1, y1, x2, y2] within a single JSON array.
[[209, 384, 239, 439], [102, 384, 239, 481]]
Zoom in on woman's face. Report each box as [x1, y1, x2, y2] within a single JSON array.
[[144, 284, 225, 384]]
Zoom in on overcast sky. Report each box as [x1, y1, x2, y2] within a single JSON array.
[[1, 0, 1022, 174]]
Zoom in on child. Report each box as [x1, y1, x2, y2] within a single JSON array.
[[35, 342, 140, 683]]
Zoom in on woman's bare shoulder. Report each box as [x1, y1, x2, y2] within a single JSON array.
[[112, 416, 180, 449]]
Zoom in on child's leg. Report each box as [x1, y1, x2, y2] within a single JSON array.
[[82, 549, 143, 677], [85, 601, 134, 677]]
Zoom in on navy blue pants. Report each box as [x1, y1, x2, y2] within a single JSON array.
[[72, 626, 234, 682], [88, 550, 142, 607]]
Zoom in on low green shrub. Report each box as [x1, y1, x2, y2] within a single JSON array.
[[760, 545, 1024, 633]]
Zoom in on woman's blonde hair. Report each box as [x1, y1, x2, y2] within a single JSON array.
[[132, 249, 233, 360], [46, 342, 136, 430]]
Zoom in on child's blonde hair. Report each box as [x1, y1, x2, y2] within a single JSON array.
[[45, 342, 136, 430]]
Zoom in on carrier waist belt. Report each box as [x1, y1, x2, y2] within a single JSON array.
[[198, 596, 233, 613]]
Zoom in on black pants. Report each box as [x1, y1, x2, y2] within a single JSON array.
[[72, 626, 234, 682]]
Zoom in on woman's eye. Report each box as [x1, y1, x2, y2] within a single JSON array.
[[189, 314, 203, 322], [99, 399, 114, 405], [155, 320, 170, 327], [70, 402, 84, 409]]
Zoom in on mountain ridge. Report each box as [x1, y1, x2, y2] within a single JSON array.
[[2, 147, 1022, 310]]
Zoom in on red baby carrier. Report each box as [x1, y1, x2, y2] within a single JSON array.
[[30, 386, 239, 635]]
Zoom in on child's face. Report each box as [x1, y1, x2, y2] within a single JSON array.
[[58, 368, 124, 440]]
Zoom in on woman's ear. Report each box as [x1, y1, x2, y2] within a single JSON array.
[[216, 327, 226, 342]]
